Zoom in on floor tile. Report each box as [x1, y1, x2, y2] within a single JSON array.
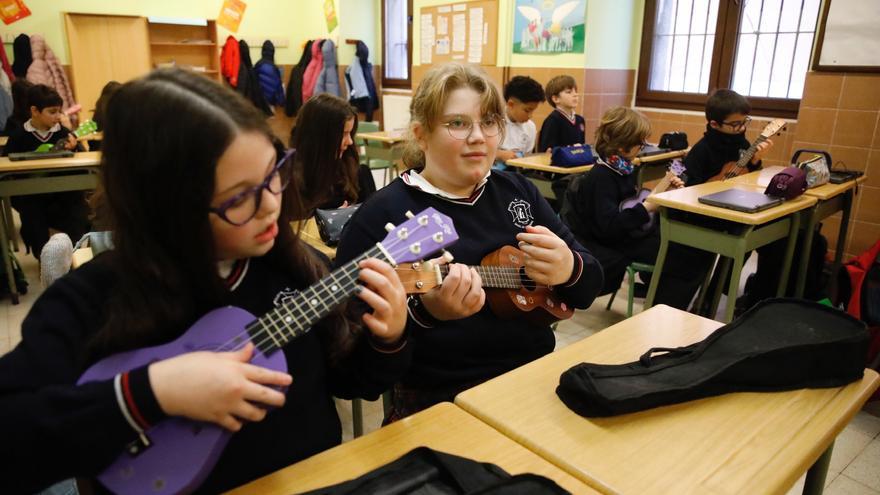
[[827, 474, 880, 495], [842, 438, 880, 490], [829, 422, 876, 474]]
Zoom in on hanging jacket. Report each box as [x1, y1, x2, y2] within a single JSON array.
[[301, 39, 324, 102], [314, 39, 340, 97], [11, 34, 31, 79], [284, 40, 313, 117], [0, 42, 14, 82], [0, 75, 12, 133], [357, 41, 380, 112], [345, 41, 378, 120], [253, 40, 285, 106], [236, 39, 273, 116], [220, 36, 241, 88], [25, 35, 75, 111]]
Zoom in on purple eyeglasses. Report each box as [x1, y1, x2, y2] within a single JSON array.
[[210, 149, 295, 226]]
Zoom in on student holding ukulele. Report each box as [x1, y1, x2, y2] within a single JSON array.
[[335, 63, 603, 421], [0, 69, 410, 493]]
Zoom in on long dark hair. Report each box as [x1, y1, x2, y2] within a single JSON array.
[[290, 93, 360, 211], [90, 69, 353, 361], [10, 79, 33, 128]]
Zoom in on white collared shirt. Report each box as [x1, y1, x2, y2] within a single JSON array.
[[500, 116, 536, 153]]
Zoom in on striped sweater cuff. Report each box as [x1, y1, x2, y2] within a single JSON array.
[[562, 251, 584, 288], [114, 367, 167, 434]]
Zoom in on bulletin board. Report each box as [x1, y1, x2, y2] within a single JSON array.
[[419, 0, 498, 66], [813, 0, 880, 72]]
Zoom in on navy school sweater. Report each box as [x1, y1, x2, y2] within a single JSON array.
[[0, 253, 411, 493], [538, 109, 586, 152], [334, 170, 603, 390]]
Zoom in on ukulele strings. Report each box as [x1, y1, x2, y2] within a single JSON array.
[[214, 223, 439, 354]]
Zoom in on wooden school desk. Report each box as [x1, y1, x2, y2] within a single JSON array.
[[455, 305, 880, 495], [505, 149, 689, 200], [0, 151, 101, 303], [294, 217, 337, 260], [731, 166, 866, 298], [0, 135, 7, 147], [644, 180, 816, 322], [227, 402, 597, 495]]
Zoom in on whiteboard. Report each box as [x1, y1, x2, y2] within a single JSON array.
[[814, 0, 880, 71]]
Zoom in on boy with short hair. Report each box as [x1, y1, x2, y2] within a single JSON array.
[[538, 74, 585, 152], [683, 89, 772, 186], [5, 84, 89, 260], [495, 76, 545, 164]]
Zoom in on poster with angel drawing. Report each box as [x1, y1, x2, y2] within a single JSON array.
[[513, 0, 585, 54]]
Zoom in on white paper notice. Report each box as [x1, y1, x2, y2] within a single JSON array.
[[468, 8, 483, 63], [452, 4, 466, 11], [438, 6, 451, 13], [437, 37, 450, 55], [420, 14, 434, 64], [452, 13, 466, 52], [438, 15, 448, 36]]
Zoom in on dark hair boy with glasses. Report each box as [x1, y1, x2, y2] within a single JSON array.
[[683, 89, 773, 186]]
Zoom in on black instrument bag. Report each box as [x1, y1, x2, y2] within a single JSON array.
[[557, 298, 869, 417]]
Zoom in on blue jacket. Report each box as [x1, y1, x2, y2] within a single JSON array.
[[254, 41, 285, 106], [314, 39, 341, 97]]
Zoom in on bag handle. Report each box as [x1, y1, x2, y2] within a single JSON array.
[[790, 149, 831, 168], [639, 345, 695, 366]]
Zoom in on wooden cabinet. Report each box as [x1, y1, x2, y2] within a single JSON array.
[[64, 14, 220, 124], [147, 18, 220, 82]]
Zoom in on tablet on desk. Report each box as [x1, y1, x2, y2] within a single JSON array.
[[637, 145, 671, 157], [7, 150, 75, 161], [698, 188, 783, 213]]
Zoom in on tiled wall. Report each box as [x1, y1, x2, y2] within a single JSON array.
[[637, 72, 880, 259]]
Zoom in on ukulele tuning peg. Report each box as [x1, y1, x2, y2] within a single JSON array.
[[441, 250, 454, 263], [384, 223, 396, 233], [409, 242, 422, 254], [405, 211, 415, 219], [417, 215, 429, 226], [433, 232, 444, 243]]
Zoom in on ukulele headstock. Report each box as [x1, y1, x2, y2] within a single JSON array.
[[396, 261, 443, 294], [760, 118, 787, 139], [378, 208, 459, 265]]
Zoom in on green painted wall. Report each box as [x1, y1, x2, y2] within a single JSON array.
[[412, 0, 643, 70], [0, 0, 382, 66]]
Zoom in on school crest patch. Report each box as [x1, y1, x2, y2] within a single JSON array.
[[507, 199, 534, 228]]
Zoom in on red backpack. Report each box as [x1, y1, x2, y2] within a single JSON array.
[[836, 239, 880, 383]]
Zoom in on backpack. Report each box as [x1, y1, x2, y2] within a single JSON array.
[[834, 238, 880, 385]]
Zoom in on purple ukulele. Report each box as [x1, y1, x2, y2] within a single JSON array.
[[618, 159, 686, 237], [77, 208, 458, 495]]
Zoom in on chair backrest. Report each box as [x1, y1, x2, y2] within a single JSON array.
[[356, 121, 380, 147]]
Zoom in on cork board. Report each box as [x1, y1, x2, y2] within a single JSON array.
[[418, 0, 498, 66]]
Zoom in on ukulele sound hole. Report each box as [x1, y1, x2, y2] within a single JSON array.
[[518, 267, 536, 291]]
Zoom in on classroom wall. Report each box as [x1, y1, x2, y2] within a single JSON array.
[[0, 0, 380, 67]]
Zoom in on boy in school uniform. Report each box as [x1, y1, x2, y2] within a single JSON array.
[[683, 89, 772, 186], [538, 74, 585, 152], [4, 84, 89, 259], [683, 89, 791, 314], [495, 76, 545, 167]]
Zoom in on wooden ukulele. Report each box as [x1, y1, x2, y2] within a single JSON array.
[[708, 119, 786, 182], [396, 245, 574, 326]]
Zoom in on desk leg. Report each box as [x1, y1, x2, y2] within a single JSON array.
[[802, 441, 833, 495], [722, 232, 751, 323], [708, 257, 732, 318], [777, 211, 802, 298], [0, 204, 19, 304], [795, 207, 820, 298], [830, 191, 854, 298], [2, 197, 18, 252], [644, 207, 669, 310]]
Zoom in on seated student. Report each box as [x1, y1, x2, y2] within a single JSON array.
[[289, 93, 376, 213], [560, 107, 711, 310], [335, 63, 603, 422], [4, 84, 90, 259], [0, 69, 410, 493], [89, 80, 122, 151], [538, 74, 585, 152], [683, 89, 772, 185], [494, 75, 545, 167], [683, 89, 792, 313]]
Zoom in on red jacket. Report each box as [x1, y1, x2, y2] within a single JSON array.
[[301, 40, 324, 102], [221, 36, 241, 87]]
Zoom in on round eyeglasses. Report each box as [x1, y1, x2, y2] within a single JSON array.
[[210, 149, 295, 226], [441, 115, 502, 140]]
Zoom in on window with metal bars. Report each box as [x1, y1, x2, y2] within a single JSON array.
[[637, 0, 821, 117], [382, 0, 413, 89]]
